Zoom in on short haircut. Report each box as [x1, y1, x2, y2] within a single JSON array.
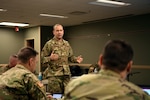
[[10, 54, 18, 58], [102, 40, 134, 72], [53, 24, 63, 30], [17, 47, 38, 63]]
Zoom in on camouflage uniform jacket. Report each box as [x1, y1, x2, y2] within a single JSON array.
[[0, 64, 10, 75], [41, 37, 78, 78], [63, 69, 150, 100], [0, 64, 47, 100]]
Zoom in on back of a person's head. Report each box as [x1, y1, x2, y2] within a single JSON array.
[[102, 39, 134, 71], [9, 54, 18, 67], [17, 47, 38, 64]]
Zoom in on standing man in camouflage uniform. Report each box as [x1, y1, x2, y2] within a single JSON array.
[[41, 24, 83, 94], [63, 39, 150, 100], [0, 54, 18, 75], [0, 47, 47, 100]]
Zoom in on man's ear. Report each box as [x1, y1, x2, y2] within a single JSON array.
[[53, 30, 55, 35], [126, 61, 133, 73], [98, 54, 103, 68], [29, 58, 33, 66]]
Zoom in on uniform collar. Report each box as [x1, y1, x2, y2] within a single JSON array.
[[15, 64, 31, 72], [53, 37, 63, 41], [99, 69, 122, 79]]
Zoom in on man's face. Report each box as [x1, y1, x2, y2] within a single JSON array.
[[53, 25, 64, 39]]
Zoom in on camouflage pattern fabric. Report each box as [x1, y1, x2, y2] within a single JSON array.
[[0, 64, 9, 75], [0, 64, 47, 100], [47, 75, 70, 94], [63, 69, 150, 100], [41, 37, 78, 93], [0, 86, 14, 100]]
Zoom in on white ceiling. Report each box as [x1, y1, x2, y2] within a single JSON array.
[[0, 0, 150, 28]]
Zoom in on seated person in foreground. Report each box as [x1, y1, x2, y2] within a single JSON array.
[[88, 62, 100, 74], [0, 54, 18, 75], [62, 39, 150, 100], [0, 47, 48, 100]]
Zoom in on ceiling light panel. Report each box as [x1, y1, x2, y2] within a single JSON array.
[[0, 22, 29, 27], [89, 0, 131, 7], [0, 8, 7, 12], [40, 14, 68, 18]]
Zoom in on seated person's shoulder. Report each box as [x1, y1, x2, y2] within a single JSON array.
[[121, 81, 150, 98], [0, 64, 9, 74], [88, 63, 100, 73], [70, 74, 98, 86], [0, 64, 8, 69], [0, 64, 8, 67]]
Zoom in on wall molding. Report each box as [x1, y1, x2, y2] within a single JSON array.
[[69, 63, 150, 69]]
